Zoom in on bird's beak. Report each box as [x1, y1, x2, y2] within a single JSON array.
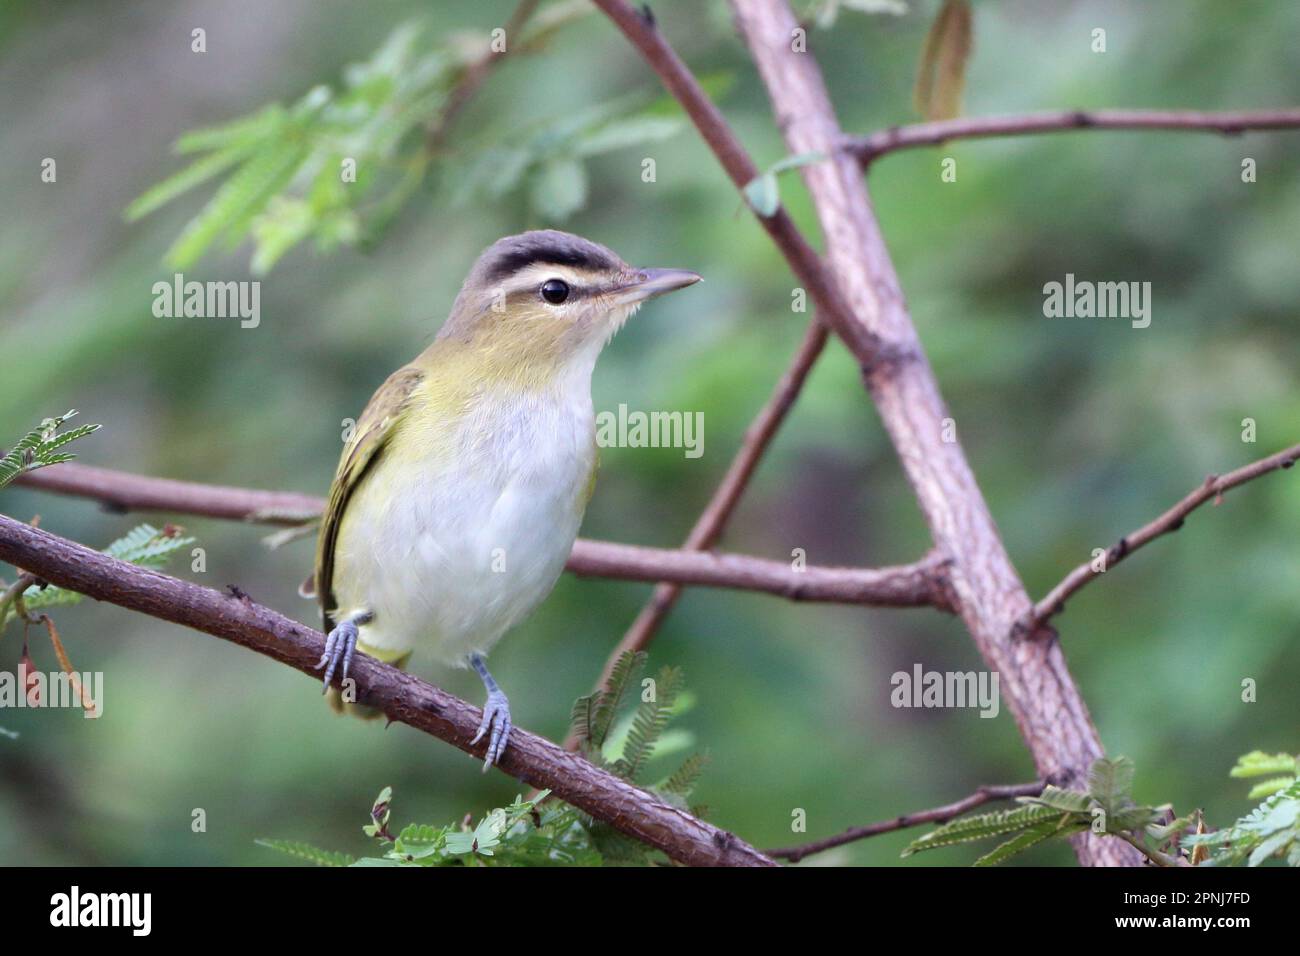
[[613, 268, 703, 305]]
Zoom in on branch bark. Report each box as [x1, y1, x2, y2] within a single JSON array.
[[1028, 442, 1300, 629], [0, 513, 775, 867], [11, 463, 946, 610], [766, 781, 1044, 863], [586, 0, 1139, 864], [728, 0, 1137, 867], [845, 108, 1300, 166]]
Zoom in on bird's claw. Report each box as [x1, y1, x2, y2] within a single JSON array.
[[317, 619, 359, 692], [471, 689, 512, 772]]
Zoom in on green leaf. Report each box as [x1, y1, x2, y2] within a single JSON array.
[[1230, 751, 1298, 779], [742, 151, 826, 217], [658, 752, 709, 799], [0, 411, 99, 490], [124, 144, 257, 222], [902, 804, 1067, 856], [616, 666, 684, 782], [973, 821, 1083, 866], [164, 140, 308, 269], [588, 650, 646, 750], [743, 173, 779, 217], [1087, 756, 1136, 816], [1022, 784, 1093, 814], [573, 116, 683, 157], [255, 839, 355, 867], [1247, 776, 1297, 800], [174, 104, 289, 154]]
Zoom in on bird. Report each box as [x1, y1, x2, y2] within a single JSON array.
[[303, 230, 701, 770]]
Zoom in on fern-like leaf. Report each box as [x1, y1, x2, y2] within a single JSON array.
[[974, 820, 1085, 867], [616, 666, 682, 782], [1088, 755, 1136, 816], [255, 839, 355, 867], [0, 411, 100, 490], [588, 650, 646, 750], [902, 804, 1067, 856]]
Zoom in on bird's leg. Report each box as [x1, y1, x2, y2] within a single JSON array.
[[317, 610, 371, 692], [469, 653, 512, 772]]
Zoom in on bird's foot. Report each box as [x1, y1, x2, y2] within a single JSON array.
[[317, 618, 359, 692], [471, 689, 512, 772]]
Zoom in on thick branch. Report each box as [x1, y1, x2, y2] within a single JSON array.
[[766, 781, 1044, 863], [1028, 442, 1300, 629], [581, 319, 830, 707], [12, 462, 944, 609], [723, 0, 1138, 865], [0, 514, 775, 867], [569, 541, 953, 610], [846, 108, 1300, 166]]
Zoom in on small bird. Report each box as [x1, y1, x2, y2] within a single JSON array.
[[304, 230, 701, 769]]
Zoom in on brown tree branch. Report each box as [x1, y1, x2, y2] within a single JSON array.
[[575, 318, 830, 722], [713, 0, 1137, 865], [589, 0, 881, 365], [569, 541, 953, 610], [845, 108, 1300, 166], [0, 513, 775, 867], [11, 462, 947, 610], [766, 781, 1044, 863], [1027, 442, 1300, 630]]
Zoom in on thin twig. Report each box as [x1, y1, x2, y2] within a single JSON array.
[[12, 462, 947, 610], [0, 513, 775, 867], [846, 108, 1300, 166], [1026, 442, 1300, 631], [573, 319, 830, 731], [766, 781, 1044, 863], [589, 0, 882, 365]]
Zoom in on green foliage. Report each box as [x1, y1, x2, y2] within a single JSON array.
[[904, 757, 1179, 866], [570, 653, 710, 861], [1229, 750, 1298, 799], [253, 839, 355, 867], [1187, 779, 1300, 867], [260, 655, 708, 867], [742, 151, 826, 217], [1184, 752, 1300, 866], [572, 648, 644, 750], [263, 788, 600, 867], [437, 89, 684, 222], [127, 7, 686, 274], [0, 410, 99, 490]]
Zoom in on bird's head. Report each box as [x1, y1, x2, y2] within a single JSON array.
[[438, 230, 701, 380]]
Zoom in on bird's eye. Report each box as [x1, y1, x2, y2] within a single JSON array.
[[540, 278, 570, 304]]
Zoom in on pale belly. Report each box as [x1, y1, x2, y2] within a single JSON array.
[[331, 392, 595, 667]]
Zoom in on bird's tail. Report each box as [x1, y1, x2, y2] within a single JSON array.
[[326, 645, 411, 720]]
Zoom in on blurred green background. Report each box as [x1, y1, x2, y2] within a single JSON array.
[[1, 0, 1297, 866]]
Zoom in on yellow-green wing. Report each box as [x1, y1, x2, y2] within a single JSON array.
[[313, 364, 424, 631]]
